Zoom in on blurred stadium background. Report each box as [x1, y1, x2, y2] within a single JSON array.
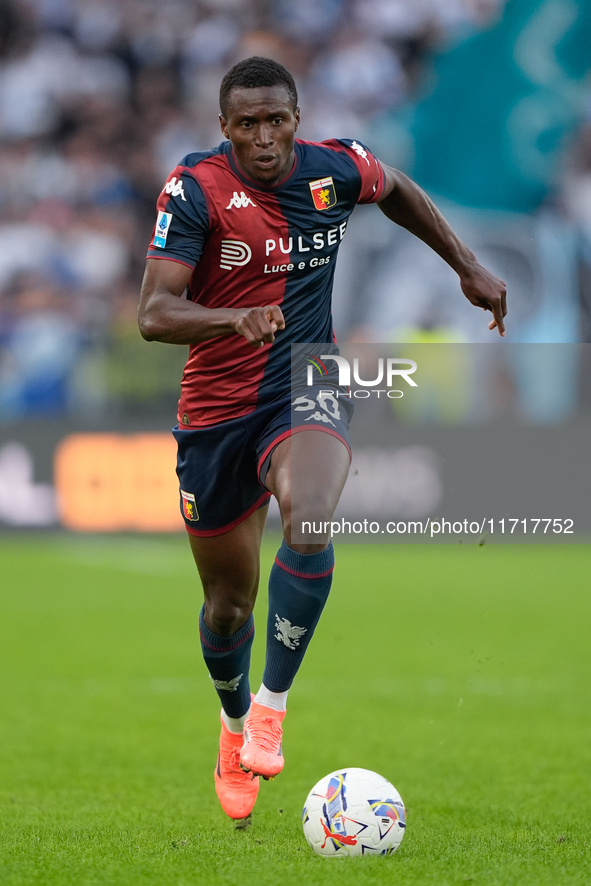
[[0, 0, 590, 532]]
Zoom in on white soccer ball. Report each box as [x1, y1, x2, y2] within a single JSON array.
[[302, 768, 406, 857]]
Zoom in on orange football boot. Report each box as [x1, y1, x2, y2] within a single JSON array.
[[240, 702, 286, 780], [215, 714, 259, 820]]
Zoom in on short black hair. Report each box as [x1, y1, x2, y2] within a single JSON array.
[[219, 57, 298, 117]]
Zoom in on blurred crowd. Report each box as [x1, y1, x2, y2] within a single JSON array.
[[0, 0, 589, 420]]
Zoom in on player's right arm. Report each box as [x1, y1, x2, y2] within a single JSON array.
[[138, 258, 285, 347]]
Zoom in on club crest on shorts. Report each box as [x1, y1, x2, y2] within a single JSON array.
[[181, 490, 199, 521], [309, 177, 337, 211]]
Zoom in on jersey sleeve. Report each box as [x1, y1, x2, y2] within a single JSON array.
[[146, 166, 210, 269], [335, 139, 386, 204]]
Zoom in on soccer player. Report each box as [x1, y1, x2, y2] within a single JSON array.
[[138, 56, 506, 823]]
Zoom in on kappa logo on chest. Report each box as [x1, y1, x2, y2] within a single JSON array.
[[226, 191, 257, 209]]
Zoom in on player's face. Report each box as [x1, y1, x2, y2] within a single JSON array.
[[220, 85, 300, 186]]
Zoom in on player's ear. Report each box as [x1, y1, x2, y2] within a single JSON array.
[[219, 114, 229, 139], [294, 107, 301, 132]]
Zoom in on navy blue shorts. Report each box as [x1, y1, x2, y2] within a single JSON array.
[[173, 387, 353, 536]]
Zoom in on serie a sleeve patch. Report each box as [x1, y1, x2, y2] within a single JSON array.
[[147, 166, 210, 266], [153, 211, 173, 248]]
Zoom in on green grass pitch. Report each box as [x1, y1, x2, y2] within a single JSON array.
[[1, 534, 590, 885]]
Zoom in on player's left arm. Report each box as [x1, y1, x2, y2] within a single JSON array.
[[376, 163, 507, 336]]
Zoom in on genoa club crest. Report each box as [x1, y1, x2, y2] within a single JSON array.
[[309, 177, 337, 211], [181, 490, 199, 521]]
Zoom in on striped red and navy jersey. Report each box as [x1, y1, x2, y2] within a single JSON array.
[[147, 137, 386, 428]]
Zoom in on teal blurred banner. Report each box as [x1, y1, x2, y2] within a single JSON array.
[[411, 0, 591, 211]]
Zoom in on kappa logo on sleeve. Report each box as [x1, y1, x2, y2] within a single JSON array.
[[163, 176, 187, 201], [153, 211, 172, 248], [181, 490, 199, 521], [351, 141, 370, 166], [309, 177, 337, 210]]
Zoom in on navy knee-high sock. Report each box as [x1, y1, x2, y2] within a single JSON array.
[[262, 541, 334, 693], [199, 607, 254, 719]]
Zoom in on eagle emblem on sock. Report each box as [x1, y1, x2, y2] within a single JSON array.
[[275, 614, 307, 650], [209, 673, 243, 692]]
